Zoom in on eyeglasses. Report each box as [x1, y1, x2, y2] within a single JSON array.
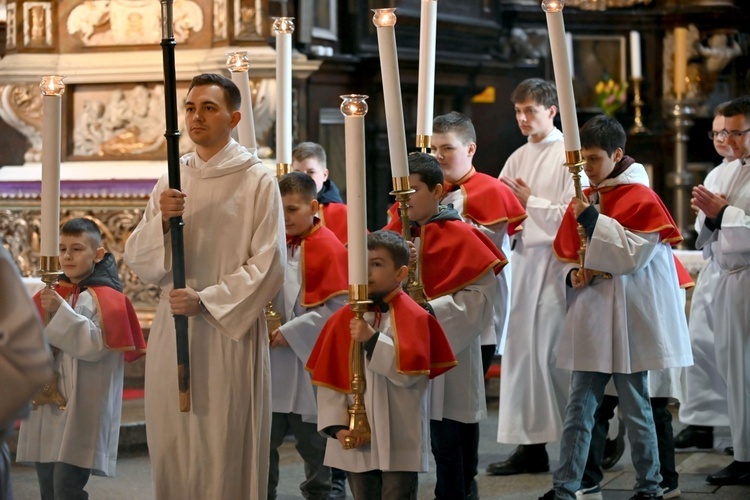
[[726, 128, 750, 138], [708, 130, 728, 140]]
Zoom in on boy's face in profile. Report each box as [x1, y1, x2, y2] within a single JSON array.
[[292, 157, 328, 193], [431, 131, 475, 183], [367, 247, 407, 296], [581, 146, 622, 187], [407, 173, 442, 226], [711, 115, 734, 161], [59, 233, 105, 284], [282, 192, 319, 237]]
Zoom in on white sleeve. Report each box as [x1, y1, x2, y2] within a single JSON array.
[[584, 215, 662, 275], [317, 386, 350, 433], [717, 205, 750, 255], [280, 295, 347, 364], [367, 334, 426, 388], [428, 271, 495, 355], [46, 291, 109, 362]]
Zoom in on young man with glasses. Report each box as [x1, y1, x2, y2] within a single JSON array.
[[692, 95, 750, 486]]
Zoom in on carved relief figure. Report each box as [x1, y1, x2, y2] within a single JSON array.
[[235, 0, 263, 41], [214, 0, 227, 40], [67, 0, 203, 47], [23, 2, 52, 47], [7, 2, 16, 49]]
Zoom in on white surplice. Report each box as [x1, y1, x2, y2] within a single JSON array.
[[318, 311, 431, 473], [678, 160, 731, 426], [124, 139, 286, 499], [557, 164, 693, 376], [16, 291, 124, 477], [270, 248, 346, 421], [442, 190, 512, 354], [695, 158, 750, 461], [496, 128, 582, 444]]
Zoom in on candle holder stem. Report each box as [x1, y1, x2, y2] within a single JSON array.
[[630, 78, 648, 135], [345, 289, 372, 449], [391, 179, 427, 305]]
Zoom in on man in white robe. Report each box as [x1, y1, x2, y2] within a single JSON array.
[[692, 95, 750, 485], [677, 109, 734, 450], [489, 78, 585, 475], [124, 73, 285, 499]]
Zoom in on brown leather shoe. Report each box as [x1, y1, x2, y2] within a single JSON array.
[[486, 445, 549, 476]]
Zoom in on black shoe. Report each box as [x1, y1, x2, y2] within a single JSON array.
[[725, 446, 734, 456], [486, 445, 549, 476], [602, 418, 626, 470], [538, 490, 556, 500], [628, 494, 663, 500], [706, 460, 750, 486], [674, 425, 712, 450], [330, 470, 347, 499]]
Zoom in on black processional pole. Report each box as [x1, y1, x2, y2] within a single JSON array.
[[160, 0, 190, 412]]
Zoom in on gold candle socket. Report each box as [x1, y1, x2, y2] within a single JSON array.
[[416, 134, 431, 153], [276, 163, 292, 177], [390, 177, 427, 305]]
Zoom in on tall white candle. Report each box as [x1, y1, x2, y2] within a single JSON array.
[[543, 1, 580, 152], [372, 9, 409, 181], [40, 76, 65, 258], [566, 32, 574, 77], [629, 31, 642, 79], [341, 95, 369, 286], [673, 27, 687, 100], [227, 51, 257, 149], [416, 0, 437, 142], [274, 17, 294, 165]]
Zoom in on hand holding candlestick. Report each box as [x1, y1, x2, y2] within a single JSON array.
[[341, 94, 372, 449]]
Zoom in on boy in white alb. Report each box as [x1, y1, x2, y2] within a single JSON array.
[[539, 115, 693, 500], [267, 172, 349, 499], [431, 111, 526, 369], [307, 230, 456, 499], [17, 218, 145, 499]]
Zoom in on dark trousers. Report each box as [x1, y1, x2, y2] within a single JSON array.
[[582, 395, 678, 490], [430, 418, 479, 500], [346, 469, 417, 500], [35, 462, 90, 500], [481, 344, 496, 378], [268, 412, 331, 500]]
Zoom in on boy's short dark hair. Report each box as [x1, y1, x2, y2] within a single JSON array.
[[279, 171, 318, 201], [714, 101, 731, 117], [511, 78, 558, 109], [580, 115, 627, 156], [61, 218, 102, 248], [368, 230, 410, 269], [722, 95, 750, 121], [408, 152, 444, 191], [188, 73, 241, 111], [433, 111, 477, 145], [293, 142, 327, 167]]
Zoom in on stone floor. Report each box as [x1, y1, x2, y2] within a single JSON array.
[[9, 386, 750, 499]]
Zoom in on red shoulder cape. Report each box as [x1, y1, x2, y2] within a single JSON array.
[[444, 168, 527, 235], [34, 283, 146, 362], [292, 222, 348, 307], [319, 202, 348, 245], [305, 289, 457, 392], [553, 183, 694, 288], [383, 217, 507, 300]]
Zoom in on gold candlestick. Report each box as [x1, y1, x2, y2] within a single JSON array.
[[391, 176, 427, 305], [344, 284, 372, 449], [630, 77, 648, 135]]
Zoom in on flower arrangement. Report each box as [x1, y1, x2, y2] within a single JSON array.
[[595, 78, 628, 116]]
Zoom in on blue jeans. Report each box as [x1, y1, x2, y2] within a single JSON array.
[[552, 371, 662, 499]]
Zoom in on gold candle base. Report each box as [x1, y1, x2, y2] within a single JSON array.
[[276, 162, 292, 177], [416, 134, 431, 153], [630, 78, 649, 135], [344, 295, 372, 449], [33, 255, 67, 411], [265, 301, 282, 342]]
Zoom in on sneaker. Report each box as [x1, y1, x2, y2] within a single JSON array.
[[538, 490, 556, 500], [662, 486, 681, 499], [629, 493, 663, 500], [576, 484, 603, 500]]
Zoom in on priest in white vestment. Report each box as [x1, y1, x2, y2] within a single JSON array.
[[124, 74, 285, 499]]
